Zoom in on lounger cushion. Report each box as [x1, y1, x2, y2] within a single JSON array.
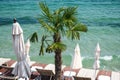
[[31, 66, 43, 72], [98, 75, 110, 80], [64, 71, 76, 77]]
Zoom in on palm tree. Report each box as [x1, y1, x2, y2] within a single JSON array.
[[30, 2, 87, 80]]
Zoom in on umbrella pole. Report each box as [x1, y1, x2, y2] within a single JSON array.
[[68, 68, 74, 80], [69, 72, 72, 80], [94, 69, 97, 80]]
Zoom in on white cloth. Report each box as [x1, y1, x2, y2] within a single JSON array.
[[12, 22, 31, 78], [98, 75, 110, 80], [63, 71, 76, 77], [31, 66, 43, 72]]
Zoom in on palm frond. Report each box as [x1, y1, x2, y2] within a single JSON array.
[[46, 42, 66, 53], [39, 3, 51, 18], [66, 30, 80, 40], [63, 7, 77, 22], [72, 23, 88, 32], [39, 43, 44, 55], [39, 35, 51, 55], [30, 32, 38, 42], [38, 18, 57, 33], [66, 23, 87, 40], [54, 7, 65, 15]]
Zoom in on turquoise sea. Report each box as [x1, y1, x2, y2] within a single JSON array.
[[0, 0, 120, 72]]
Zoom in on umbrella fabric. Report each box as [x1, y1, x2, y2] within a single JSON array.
[[25, 39, 31, 65], [93, 60, 100, 69], [71, 44, 82, 69], [93, 43, 101, 69], [12, 22, 31, 78]]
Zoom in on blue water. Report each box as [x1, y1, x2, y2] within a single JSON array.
[[0, 0, 120, 71]]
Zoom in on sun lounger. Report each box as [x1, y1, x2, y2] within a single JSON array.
[[77, 68, 99, 80], [0, 58, 11, 66], [34, 64, 66, 80], [96, 70, 111, 80], [111, 71, 120, 80], [36, 69, 55, 80], [44, 64, 55, 74], [0, 64, 14, 76], [0, 75, 18, 80], [30, 71, 40, 80], [97, 75, 110, 80], [44, 64, 66, 74], [0, 60, 16, 75], [63, 71, 76, 80], [0, 59, 19, 80], [31, 62, 47, 68], [62, 66, 80, 80], [3, 60, 16, 67], [0, 65, 13, 70], [0, 65, 18, 80], [30, 62, 47, 80], [36, 69, 54, 76], [31, 66, 43, 72]]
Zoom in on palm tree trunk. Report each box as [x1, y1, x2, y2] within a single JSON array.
[[53, 33, 62, 80], [55, 50, 62, 80]]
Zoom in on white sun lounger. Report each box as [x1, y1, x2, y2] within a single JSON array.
[[44, 64, 66, 74], [0, 58, 11, 65], [44, 64, 55, 74], [77, 68, 99, 80], [98, 75, 110, 80], [31, 66, 43, 72], [111, 71, 120, 80]]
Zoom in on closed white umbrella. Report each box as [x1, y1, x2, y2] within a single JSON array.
[[93, 43, 101, 80], [93, 43, 101, 69], [25, 39, 31, 65], [12, 19, 31, 79], [65, 44, 82, 79], [71, 43, 82, 69]]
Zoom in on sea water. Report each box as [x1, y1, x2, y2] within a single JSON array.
[[0, 0, 120, 71]]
